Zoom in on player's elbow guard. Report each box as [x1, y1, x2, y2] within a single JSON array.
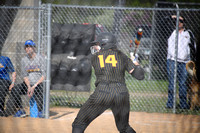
[[131, 65, 145, 80]]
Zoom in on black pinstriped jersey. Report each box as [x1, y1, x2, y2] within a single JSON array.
[[91, 49, 135, 86]]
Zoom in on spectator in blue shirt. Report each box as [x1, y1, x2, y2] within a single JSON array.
[[0, 55, 16, 117]]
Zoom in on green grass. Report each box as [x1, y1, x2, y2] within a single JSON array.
[[49, 71, 200, 115]]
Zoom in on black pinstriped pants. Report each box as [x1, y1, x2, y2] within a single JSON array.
[[72, 82, 136, 133]]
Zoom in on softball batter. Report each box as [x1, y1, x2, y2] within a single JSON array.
[[72, 32, 144, 133]]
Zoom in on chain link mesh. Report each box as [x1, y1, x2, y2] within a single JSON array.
[[0, 5, 48, 117], [50, 5, 200, 114], [0, 4, 200, 118]]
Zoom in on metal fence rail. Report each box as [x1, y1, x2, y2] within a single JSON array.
[[0, 4, 200, 118]]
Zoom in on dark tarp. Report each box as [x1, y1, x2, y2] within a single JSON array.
[[51, 23, 95, 91]]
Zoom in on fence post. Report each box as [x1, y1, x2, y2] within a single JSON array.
[[38, 1, 41, 54], [173, 3, 180, 114], [148, 6, 156, 80], [45, 3, 52, 119]]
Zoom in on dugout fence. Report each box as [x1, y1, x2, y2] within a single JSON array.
[[0, 2, 200, 118]]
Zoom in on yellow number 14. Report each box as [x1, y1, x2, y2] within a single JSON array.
[[98, 55, 118, 68]]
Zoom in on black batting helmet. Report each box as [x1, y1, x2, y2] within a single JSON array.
[[91, 32, 117, 50]]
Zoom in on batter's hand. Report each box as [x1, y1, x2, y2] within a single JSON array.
[[130, 52, 139, 65]]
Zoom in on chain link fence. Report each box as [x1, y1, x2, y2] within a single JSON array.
[[0, 3, 200, 118], [0, 5, 50, 118], [50, 4, 200, 115]]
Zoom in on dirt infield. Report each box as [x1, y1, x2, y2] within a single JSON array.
[[0, 107, 200, 133]]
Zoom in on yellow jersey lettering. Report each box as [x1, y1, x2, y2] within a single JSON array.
[[98, 55, 117, 68]]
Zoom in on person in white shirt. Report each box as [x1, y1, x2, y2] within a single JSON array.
[[166, 15, 190, 109]]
